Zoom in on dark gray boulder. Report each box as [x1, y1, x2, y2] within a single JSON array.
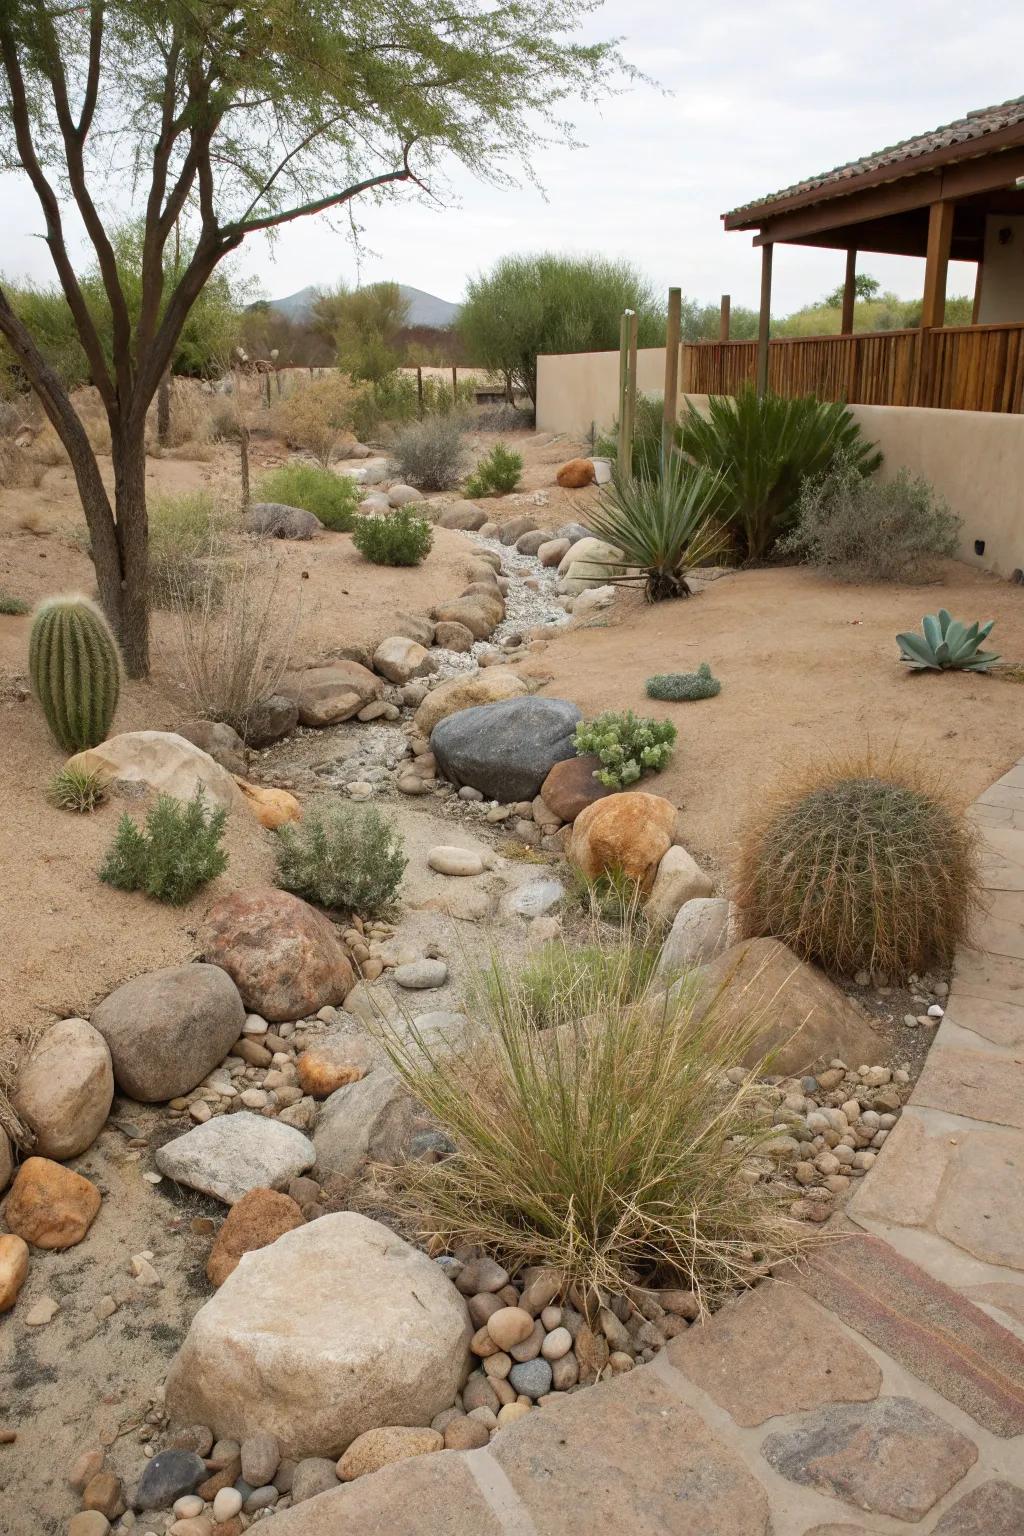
[[244, 502, 322, 540], [431, 696, 581, 802]]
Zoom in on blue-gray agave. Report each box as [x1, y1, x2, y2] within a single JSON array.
[[896, 609, 1000, 671]]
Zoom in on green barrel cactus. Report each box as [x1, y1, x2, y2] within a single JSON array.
[[29, 594, 121, 752]]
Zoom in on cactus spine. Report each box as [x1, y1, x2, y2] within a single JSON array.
[[29, 595, 121, 752]]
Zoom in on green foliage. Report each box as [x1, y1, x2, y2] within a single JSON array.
[[464, 441, 523, 497], [99, 789, 228, 905], [48, 764, 108, 813], [313, 282, 410, 381], [275, 800, 407, 918], [568, 864, 649, 931], [681, 389, 882, 561], [586, 451, 727, 601], [149, 492, 226, 609], [773, 288, 973, 338], [348, 372, 475, 440], [256, 464, 362, 531], [646, 662, 721, 701], [822, 272, 881, 308], [574, 709, 677, 789], [372, 929, 806, 1301], [781, 449, 962, 583], [896, 610, 1000, 672], [389, 416, 467, 491], [0, 591, 29, 615], [737, 756, 981, 978], [29, 595, 121, 752], [458, 254, 666, 404], [351, 506, 433, 566]]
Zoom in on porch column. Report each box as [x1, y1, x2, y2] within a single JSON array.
[[719, 294, 731, 341], [756, 243, 773, 397], [922, 201, 954, 328], [841, 248, 857, 335]]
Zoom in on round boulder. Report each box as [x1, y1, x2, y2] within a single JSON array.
[[66, 731, 243, 812], [431, 696, 581, 803], [387, 483, 423, 508], [569, 791, 679, 892], [439, 502, 487, 531], [245, 694, 299, 747], [555, 458, 595, 489], [433, 594, 504, 641], [540, 754, 615, 823], [13, 1017, 113, 1159], [4, 1156, 101, 1249], [433, 620, 475, 653], [206, 1188, 305, 1288], [91, 964, 244, 1103], [165, 1212, 472, 1457], [413, 667, 528, 738], [244, 503, 322, 540], [372, 636, 436, 685], [199, 888, 355, 1023]]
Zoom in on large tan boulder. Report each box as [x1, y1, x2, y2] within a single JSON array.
[[438, 501, 487, 531], [281, 662, 380, 727], [373, 636, 436, 685], [688, 937, 886, 1074], [646, 846, 714, 925], [165, 1213, 472, 1457], [12, 1017, 113, 1159], [199, 888, 355, 1024], [4, 1157, 101, 1249], [556, 536, 623, 578], [414, 668, 528, 737], [569, 791, 678, 892], [92, 964, 244, 1103], [433, 594, 504, 641], [67, 731, 243, 812]]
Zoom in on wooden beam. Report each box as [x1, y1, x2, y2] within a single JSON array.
[[719, 294, 731, 341], [841, 249, 857, 335], [756, 244, 773, 397], [972, 259, 985, 324], [662, 287, 681, 465], [922, 200, 954, 328]]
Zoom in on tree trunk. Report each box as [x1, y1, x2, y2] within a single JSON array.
[[65, 438, 125, 640], [110, 427, 150, 678], [239, 422, 250, 507], [156, 369, 171, 446]]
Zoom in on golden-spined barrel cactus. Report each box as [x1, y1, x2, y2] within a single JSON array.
[[29, 594, 121, 752]]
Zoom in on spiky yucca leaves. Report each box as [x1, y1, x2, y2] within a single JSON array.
[[368, 931, 808, 1307], [681, 389, 882, 561], [896, 610, 1000, 671], [29, 594, 121, 751], [736, 752, 981, 979], [586, 450, 727, 601], [49, 764, 108, 813]]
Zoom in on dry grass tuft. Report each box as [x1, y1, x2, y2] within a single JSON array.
[[735, 747, 982, 979], [368, 929, 808, 1308]]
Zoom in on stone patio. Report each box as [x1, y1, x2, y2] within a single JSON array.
[[269, 758, 1024, 1535]]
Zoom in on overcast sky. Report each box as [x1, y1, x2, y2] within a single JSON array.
[[2, 0, 1023, 315]]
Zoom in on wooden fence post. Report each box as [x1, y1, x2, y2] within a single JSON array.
[[663, 288, 681, 466], [719, 295, 731, 342], [621, 310, 638, 481], [617, 311, 630, 470]]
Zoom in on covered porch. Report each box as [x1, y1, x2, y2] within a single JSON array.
[[693, 98, 1024, 412]]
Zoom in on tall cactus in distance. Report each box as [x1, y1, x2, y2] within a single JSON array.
[[29, 595, 122, 752]]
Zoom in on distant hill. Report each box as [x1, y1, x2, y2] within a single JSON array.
[[263, 283, 460, 328]]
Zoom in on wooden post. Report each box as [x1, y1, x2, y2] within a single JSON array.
[[756, 243, 773, 397], [617, 311, 629, 468], [662, 287, 681, 466], [622, 310, 638, 481], [972, 260, 985, 324], [719, 295, 731, 342], [841, 248, 857, 335], [922, 200, 954, 329], [417, 365, 424, 417]]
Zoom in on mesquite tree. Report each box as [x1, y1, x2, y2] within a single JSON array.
[[0, 2, 626, 676]]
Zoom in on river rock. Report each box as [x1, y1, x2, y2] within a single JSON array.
[[313, 1068, 425, 1179], [280, 662, 380, 727], [92, 964, 243, 1103], [66, 731, 244, 812], [176, 720, 247, 777], [296, 1031, 379, 1097], [134, 1450, 207, 1511], [658, 897, 731, 972], [646, 845, 714, 924], [392, 959, 448, 991], [414, 668, 528, 736], [433, 620, 475, 652], [12, 1017, 113, 1158], [439, 501, 487, 530], [244, 503, 322, 540], [373, 636, 436, 685], [556, 536, 624, 593], [246, 694, 299, 747], [165, 1213, 471, 1457], [426, 845, 485, 877], [432, 696, 581, 802], [3, 1157, 101, 1249], [433, 593, 504, 640], [199, 888, 354, 1022], [337, 1426, 442, 1482], [569, 791, 678, 891], [538, 537, 571, 567], [498, 516, 538, 545], [155, 1113, 315, 1205], [540, 754, 614, 822], [206, 1188, 306, 1287], [0, 1233, 29, 1311]]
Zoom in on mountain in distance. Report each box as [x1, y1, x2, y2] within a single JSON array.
[[264, 283, 460, 328]]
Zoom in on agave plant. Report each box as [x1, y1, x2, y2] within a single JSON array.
[[896, 610, 1000, 671], [680, 387, 882, 560], [585, 450, 727, 601]]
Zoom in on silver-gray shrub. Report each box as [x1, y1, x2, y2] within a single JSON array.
[[782, 448, 961, 582], [389, 415, 467, 491]]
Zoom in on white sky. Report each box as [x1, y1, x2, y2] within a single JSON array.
[[1, 0, 1023, 314]]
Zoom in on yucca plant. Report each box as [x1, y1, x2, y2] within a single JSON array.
[[681, 388, 882, 560], [49, 764, 108, 813], [896, 610, 1000, 671], [586, 450, 727, 600]]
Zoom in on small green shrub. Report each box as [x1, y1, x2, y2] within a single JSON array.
[[464, 441, 523, 497], [736, 753, 981, 978], [389, 415, 466, 491], [275, 800, 407, 918], [896, 610, 1000, 671], [256, 464, 362, 531], [352, 506, 433, 567], [99, 788, 228, 905], [0, 591, 29, 615], [781, 450, 962, 582], [646, 662, 721, 701], [149, 491, 226, 609], [49, 764, 107, 812], [574, 710, 677, 789]]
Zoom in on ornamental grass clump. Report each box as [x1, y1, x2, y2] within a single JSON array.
[[369, 930, 807, 1304], [275, 799, 407, 918], [736, 751, 981, 979], [49, 764, 107, 813], [646, 662, 720, 701], [99, 788, 228, 905], [574, 709, 676, 788]]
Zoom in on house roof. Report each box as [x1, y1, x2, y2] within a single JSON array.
[[724, 96, 1024, 228]]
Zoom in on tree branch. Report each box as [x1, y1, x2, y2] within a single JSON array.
[[78, 0, 104, 138], [223, 145, 419, 237]]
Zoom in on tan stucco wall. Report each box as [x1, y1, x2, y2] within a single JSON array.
[[976, 215, 1024, 324], [536, 349, 1024, 578]]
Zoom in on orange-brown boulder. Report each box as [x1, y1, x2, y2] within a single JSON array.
[[556, 458, 596, 489], [0, 1233, 29, 1311], [296, 1035, 378, 1098], [206, 1188, 305, 1288], [234, 778, 302, 829], [540, 755, 615, 823], [4, 1157, 101, 1249], [569, 791, 678, 892], [200, 888, 355, 1023]]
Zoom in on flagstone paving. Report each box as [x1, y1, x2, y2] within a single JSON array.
[[270, 757, 1024, 1535]]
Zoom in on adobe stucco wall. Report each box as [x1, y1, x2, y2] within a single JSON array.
[[536, 349, 1024, 578]]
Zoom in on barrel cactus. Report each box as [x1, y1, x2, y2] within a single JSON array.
[[29, 595, 121, 752]]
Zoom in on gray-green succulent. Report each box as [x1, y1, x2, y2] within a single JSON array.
[[896, 610, 1000, 672], [645, 662, 721, 702]]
